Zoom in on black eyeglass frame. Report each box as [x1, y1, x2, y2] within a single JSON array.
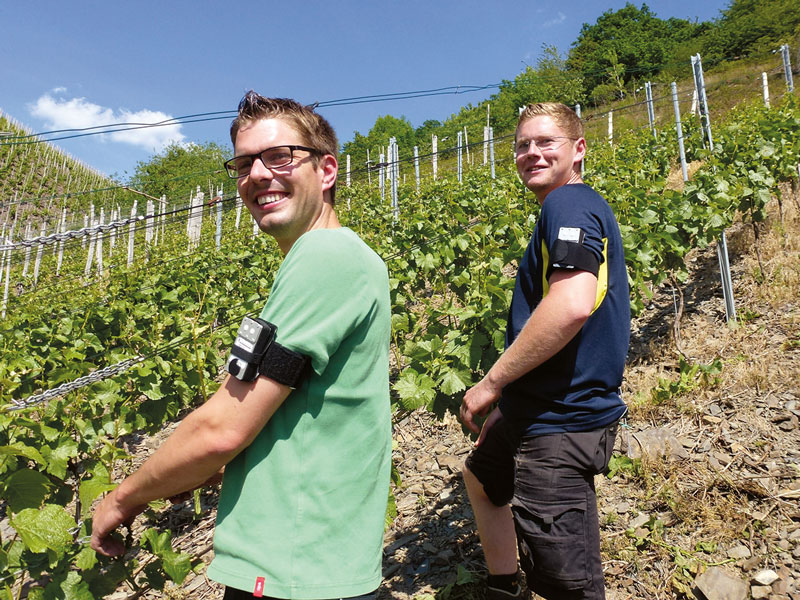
[[223, 145, 321, 179]]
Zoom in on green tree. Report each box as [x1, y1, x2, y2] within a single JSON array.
[[128, 141, 231, 203], [341, 115, 416, 171], [415, 119, 443, 143], [700, 0, 800, 65], [491, 45, 585, 132], [567, 3, 702, 102]]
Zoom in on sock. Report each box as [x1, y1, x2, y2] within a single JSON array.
[[487, 571, 519, 594]]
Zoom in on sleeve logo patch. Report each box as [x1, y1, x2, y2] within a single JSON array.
[[558, 227, 584, 243]]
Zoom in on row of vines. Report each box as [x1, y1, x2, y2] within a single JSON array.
[[0, 98, 799, 598], [0, 114, 112, 221]]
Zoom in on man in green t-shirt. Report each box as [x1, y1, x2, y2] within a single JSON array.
[[91, 93, 392, 600]]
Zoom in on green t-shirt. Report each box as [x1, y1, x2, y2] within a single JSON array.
[[207, 227, 391, 599]]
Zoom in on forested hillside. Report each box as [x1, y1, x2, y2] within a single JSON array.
[[341, 0, 799, 171]]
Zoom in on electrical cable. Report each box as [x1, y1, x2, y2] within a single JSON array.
[[4, 49, 786, 149], [2, 57, 782, 213]]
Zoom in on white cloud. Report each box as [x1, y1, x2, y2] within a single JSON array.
[[541, 11, 567, 28], [29, 90, 185, 151]]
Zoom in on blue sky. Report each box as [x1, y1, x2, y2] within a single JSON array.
[[1, 1, 731, 180]]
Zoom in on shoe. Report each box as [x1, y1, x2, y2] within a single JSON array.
[[486, 584, 524, 600]]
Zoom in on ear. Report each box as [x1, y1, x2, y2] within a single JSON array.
[[318, 154, 338, 194], [573, 137, 587, 167]]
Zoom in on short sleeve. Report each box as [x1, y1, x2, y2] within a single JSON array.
[[540, 187, 605, 277], [259, 230, 380, 376]]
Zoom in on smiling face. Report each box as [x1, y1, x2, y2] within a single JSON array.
[[515, 115, 586, 203], [234, 117, 337, 252]]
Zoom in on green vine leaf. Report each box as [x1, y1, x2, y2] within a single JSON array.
[[141, 528, 192, 583], [438, 368, 470, 396], [10, 504, 75, 554], [78, 477, 117, 515], [3, 469, 53, 513], [393, 370, 437, 410]]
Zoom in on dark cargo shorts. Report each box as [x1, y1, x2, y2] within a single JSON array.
[[465, 415, 618, 600]]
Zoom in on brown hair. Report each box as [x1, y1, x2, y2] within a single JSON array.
[[230, 91, 339, 203], [517, 102, 584, 140]]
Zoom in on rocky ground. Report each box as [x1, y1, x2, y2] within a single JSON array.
[[117, 191, 799, 600]]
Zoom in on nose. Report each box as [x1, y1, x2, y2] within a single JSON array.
[[516, 143, 542, 162], [248, 155, 274, 181], [525, 141, 544, 157]]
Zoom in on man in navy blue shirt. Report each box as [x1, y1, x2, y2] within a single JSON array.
[[460, 103, 630, 600]]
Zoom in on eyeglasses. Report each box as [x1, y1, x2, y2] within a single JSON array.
[[514, 136, 575, 154], [223, 145, 320, 178]]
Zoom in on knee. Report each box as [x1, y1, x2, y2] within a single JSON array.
[[462, 460, 484, 495]]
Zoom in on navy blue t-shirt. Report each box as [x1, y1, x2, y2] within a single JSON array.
[[498, 184, 630, 434]]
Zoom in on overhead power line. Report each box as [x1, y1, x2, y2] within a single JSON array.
[[0, 84, 504, 147]]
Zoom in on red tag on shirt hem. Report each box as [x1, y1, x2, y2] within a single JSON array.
[[253, 576, 265, 597]]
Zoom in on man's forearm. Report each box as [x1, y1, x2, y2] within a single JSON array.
[[460, 270, 598, 433], [486, 269, 597, 389], [111, 411, 237, 510], [113, 374, 290, 508]]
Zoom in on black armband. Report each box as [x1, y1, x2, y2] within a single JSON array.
[[226, 317, 310, 388], [551, 239, 600, 275]]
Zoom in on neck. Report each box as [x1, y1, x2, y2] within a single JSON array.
[[277, 202, 341, 254], [536, 172, 583, 203]]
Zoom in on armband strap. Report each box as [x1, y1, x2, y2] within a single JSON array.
[[551, 239, 600, 275], [258, 342, 310, 388]]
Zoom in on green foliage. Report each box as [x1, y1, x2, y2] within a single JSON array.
[[140, 528, 193, 584], [0, 216, 281, 596], [128, 141, 231, 202], [2, 92, 799, 598], [651, 359, 722, 404], [700, 0, 800, 65], [567, 3, 703, 101], [436, 564, 477, 600], [606, 453, 643, 480]]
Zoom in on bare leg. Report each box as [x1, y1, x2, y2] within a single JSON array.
[[463, 463, 517, 575]]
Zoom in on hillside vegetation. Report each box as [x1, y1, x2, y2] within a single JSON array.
[[1, 91, 799, 597], [341, 0, 800, 172], [0, 1, 799, 597], [0, 112, 112, 229]]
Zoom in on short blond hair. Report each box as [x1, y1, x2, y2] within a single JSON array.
[[517, 102, 584, 140]]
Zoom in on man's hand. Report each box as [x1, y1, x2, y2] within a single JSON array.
[[90, 489, 146, 557], [460, 375, 502, 434], [475, 406, 503, 447]]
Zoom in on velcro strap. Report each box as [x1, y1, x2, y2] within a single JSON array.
[[258, 342, 310, 388], [550, 239, 600, 275]]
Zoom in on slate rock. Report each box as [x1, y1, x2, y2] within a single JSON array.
[[629, 513, 651, 529], [751, 585, 772, 599], [694, 567, 748, 600], [628, 427, 689, 460], [727, 544, 752, 559]]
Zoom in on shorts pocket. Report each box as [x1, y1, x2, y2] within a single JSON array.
[[511, 498, 589, 590]]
